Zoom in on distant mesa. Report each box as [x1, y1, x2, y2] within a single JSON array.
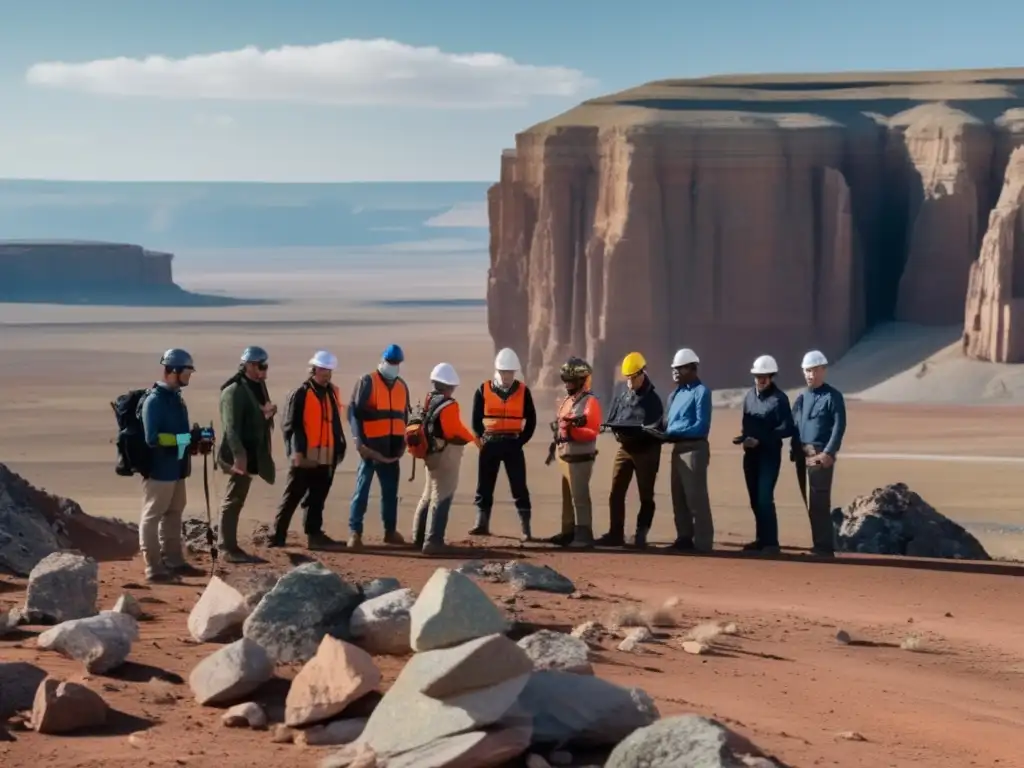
[[486, 68, 1024, 398], [0, 239, 269, 307]]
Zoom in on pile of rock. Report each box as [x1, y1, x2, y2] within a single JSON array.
[[0, 463, 137, 577], [832, 483, 991, 560]]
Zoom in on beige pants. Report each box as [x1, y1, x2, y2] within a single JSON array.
[[413, 445, 464, 544], [140, 478, 187, 576], [670, 440, 714, 551], [559, 458, 594, 533]]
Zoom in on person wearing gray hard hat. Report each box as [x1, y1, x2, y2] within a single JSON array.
[[216, 346, 278, 562], [138, 348, 207, 582], [791, 349, 847, 558]]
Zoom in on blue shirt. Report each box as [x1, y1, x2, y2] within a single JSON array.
[[792, 383, 846, 456], [663, 380, 712, 439], [141, 383, 192, 482], [741, 385, 794, 451]]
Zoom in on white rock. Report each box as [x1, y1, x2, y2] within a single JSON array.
[[221, 701, 267, 729], [349, 588, 416, 656], [517, 630, 593, 675], [296, 717, 368, 746], [24, 552, 98, 623], [36, 612, 139, 673], [409, 568, 509, 652], [189, 637, 274, 706], [188, 576, 250, 643]]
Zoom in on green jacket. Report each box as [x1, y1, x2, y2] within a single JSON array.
[[218, 376, 276, 485]]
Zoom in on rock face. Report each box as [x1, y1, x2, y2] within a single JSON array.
[[0, 463, 138, 577], [831, 482, 991, 560], [963, 146, 1024, 362], [487, 69, 1024, 394]]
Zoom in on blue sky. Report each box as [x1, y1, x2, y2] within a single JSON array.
[[2, 0, 1021, 182]]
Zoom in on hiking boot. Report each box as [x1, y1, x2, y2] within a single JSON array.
[[741, 540, 762, 552], [595, 531, 626, 547], [627, 529, 648, 550], [667, 538, 695, 552], [347, 532, 364, 551], [568, 526, 595, 549], [759, 545, 781, 555], [383, 530, 405, 545], [170, 562, 205, 578], [307, 532, 342, 551], [221, 547, 252, 564], [468, 511, 491, 536], [421, 541, 451, 556], [546, 531, 574, 547], [519, 519, 533, 543]]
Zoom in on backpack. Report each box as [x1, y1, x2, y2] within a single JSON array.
[[111, 388, 153, 478], [405, 395, 454, 460]]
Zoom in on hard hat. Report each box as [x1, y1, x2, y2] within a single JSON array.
[[382, 344, 404, 364], [494, 347, 521, 372], [560, 356, 592, 381], [240, 346, 269, 364], [671, 348, 700, 368], [750, 354, 779, 375], [160, 348, 195, 370], [308, 350, 338, 371], [801, 350, 828, 369], [430, 362, 460, 387], [621, 352, 647, 377]]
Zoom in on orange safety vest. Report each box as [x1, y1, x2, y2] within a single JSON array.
[[361, 371, 408, 440], [482, 381, 526, 434], [556, 392, 596, 459], [303, 383, 341, 449]]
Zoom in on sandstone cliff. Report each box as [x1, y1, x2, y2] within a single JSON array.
[[487, 69, 1024, 395]]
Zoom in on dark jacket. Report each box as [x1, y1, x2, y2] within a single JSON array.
[[471, 380, 538, 445], [604, 377, 665, 451], [740, 384, 794, 454], [347, 372, 410, 459], [282, 379, 346, 465], [141, 383, 192, 482], [792, 383, 847, 457], [218, 372, 276, 485]]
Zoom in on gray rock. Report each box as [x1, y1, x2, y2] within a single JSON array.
[[222, 569, 281, 611], [384, 716, 532, 768], [188, 576, 250, 642], [0, 607, 19, 637], [403, 634, 534, 700], [111, 593, 143, 619], [0, 502, 62, 577], [189, 637, 275, 706], [605, 714, 782, 768], [361, 577, 402, 601], [831, 483, 991, 560], [36, 611, 139, 674], [409, 567, 509, 652], [503, 562, 575, 594], [242, 562, 362, 663], [221, 701, 268, 729], [297, 717, 368, 746], [517, 630, 593, 675], [349, 588, 416, 656], [24, 551, 98, 623], [517, 671, 659, 747], [0, 662, 48, 717]]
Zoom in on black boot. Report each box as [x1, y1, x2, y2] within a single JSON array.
[[568, 525, 595, 549], [596, 530, 626, 547], [517, 511, 533, 541], [546, 531, 573, 547], [468, 510, 491, 536], [628, 528, 649, 550]]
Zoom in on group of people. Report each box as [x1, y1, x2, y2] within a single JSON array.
[[131, 342, 846, 583]]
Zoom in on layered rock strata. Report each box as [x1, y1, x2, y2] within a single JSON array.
[[487, 69, 1024, 394]]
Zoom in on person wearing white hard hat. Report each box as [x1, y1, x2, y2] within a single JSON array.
[[469, 348, 538, 541], [658, 348, 714, 552], [270, 350, 346, 550], [734, 354, 794, 555], [410, 362, 480, 555], [791, 349, 847, 558]]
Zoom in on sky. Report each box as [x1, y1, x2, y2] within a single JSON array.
[[2, 0, 1023, 183]]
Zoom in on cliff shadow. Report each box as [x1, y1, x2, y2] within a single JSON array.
[[0, 285, 276, 308]]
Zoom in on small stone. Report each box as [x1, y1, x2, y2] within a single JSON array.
[[722, 622, 738, 635], [221, 701, 267, 729], [900, 635, 924, 652], [361, 577, 402, 601], [625, 626, 653, 642], [111, 593, 143, 619], [836, 630, 851, 645], [517, 630, 593, 675], [30, 677, 109, 734], [0, 608, 18, 638], [503, 561, 576, 594], [188, 576, 250, 642], [837, 730, 867, 741], [605, 714, 774, 767], [143, 678, 177, 705], [295, 717, 367, 747], [285, 636, 381, 727], [570, 621, 605, 645], [408, 568, 509, 652], [270, 723, 294, 743], [680, 641, 706, 655], [24, 552, 99, 624], [127, 731, 147, 748], [36, 612, 139, 674], [349, 588, 416, 656], [189, 638, 274, 706]]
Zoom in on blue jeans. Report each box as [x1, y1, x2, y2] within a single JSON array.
[[742, 449, 781, 547], [348, 458, 400, 535]]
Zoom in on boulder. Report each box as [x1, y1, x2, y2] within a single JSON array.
[[605, 714, 782, 768], [242, 562, 363, 663], [24, 551, 98, 623], [349, 587, 416, 656], [221, 569, 281, 612], [517, 630, 593, 675], [36, 612, 139, 674], [0, 662, 48, 717], [409, 568, 509, 652], [285, 636, 382, 727], [30, 677, 109, 734], [361, 577, 403, 601], [503, 562, 575, 595], [831, 483, 991, 560], [516, 671, 659, 747], [405, 634, 534, 700], [189, 637, 275, 706], [188, 576, 251, 642]]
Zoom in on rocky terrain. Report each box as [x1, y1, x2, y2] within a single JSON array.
[[487, 69, 1024, 396]]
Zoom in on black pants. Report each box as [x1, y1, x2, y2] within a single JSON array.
[[273, 464, 333, 540], [742, 449, 781, 547], [474, 437, 531, 519]]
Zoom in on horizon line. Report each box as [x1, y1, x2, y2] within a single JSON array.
[[0, 176, 498, 185]]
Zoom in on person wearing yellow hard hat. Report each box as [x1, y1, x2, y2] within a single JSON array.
[[598, 351, 664, 549]]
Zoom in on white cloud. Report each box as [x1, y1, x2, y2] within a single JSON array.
[[25, 38, 595, 108]]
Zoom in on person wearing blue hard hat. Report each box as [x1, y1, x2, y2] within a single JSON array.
[[346, 343, 410, 549]]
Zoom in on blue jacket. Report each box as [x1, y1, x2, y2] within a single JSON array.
[[741, 384, 794, 453], [792, 383, 847, 456], [141, 383, 192, 482], [662, 380, 712, 440]]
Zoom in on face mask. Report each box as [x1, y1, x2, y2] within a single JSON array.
[[379, 362, 399, 380]]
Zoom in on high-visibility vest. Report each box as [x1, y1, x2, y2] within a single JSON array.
[[481, 381, 526, 435], [303, 383, 341, 464], [556, 392, 596, 458], [361, 371, 408, 439]]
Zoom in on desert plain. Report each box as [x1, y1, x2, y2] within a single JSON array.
[[2, 264, 1024, 768]]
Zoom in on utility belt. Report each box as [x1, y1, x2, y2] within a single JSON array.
[[482, 431, 521, 444]]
